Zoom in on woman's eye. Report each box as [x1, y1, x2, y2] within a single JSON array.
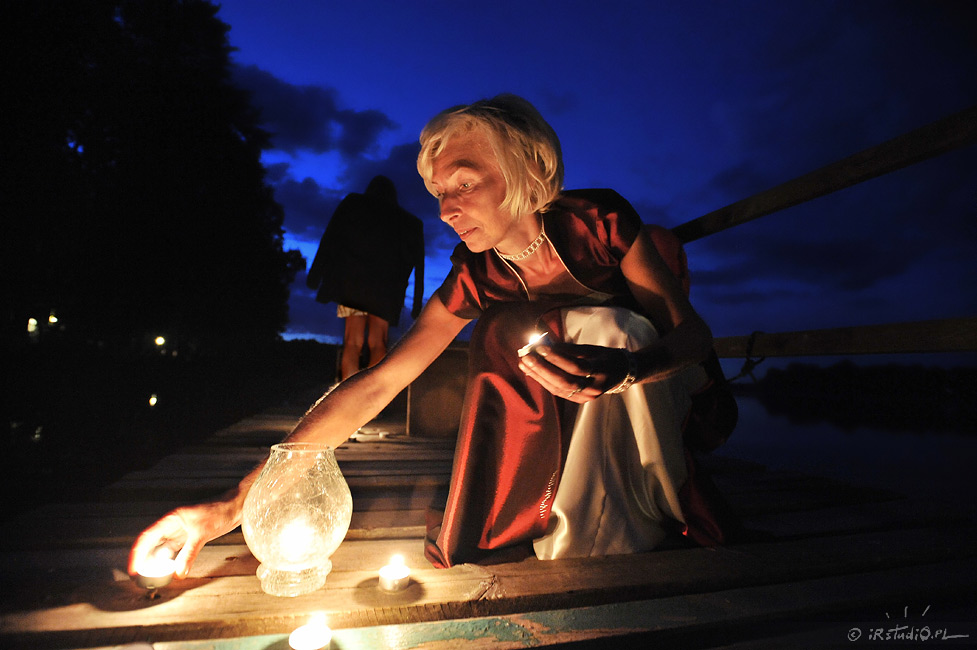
[[460, 182, 472, 190]]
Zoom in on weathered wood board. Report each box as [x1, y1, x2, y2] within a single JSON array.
[[1, 404, 974, 650]]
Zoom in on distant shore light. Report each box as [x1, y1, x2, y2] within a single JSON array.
[[155, 336, 166, 346], [27, 318, 38, 333], [48, 313, 58, 325]]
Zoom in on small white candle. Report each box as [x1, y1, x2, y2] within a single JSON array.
[[280, 518, 316, 563], [134, 556, 177, 590], [518, 331, 548, 357], [378, 554, 411, 592], [289, 616, 332, 650]]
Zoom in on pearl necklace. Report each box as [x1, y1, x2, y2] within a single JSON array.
[[496, 222, 546, 262]]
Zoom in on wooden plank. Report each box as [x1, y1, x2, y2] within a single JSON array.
[[672, 104, 977, 243], [714, 316, 977, 357], [173, 441, 457, 461], [142, 454, 452, 477], [97, 482, 448, 513], [0, 463, 906, 550], [317, 559, 974, 650], [193, 424, 415, 447], [0, 462, 899, 549], [0, 509, 428, 550], [0, 539, 427, 578], [43, 557, 977, 649], [0, 480, 920, 552], [2, 413, 969, 648], [4, 523, 975, 616], [103, 472, 450, 493], [2, 526, 975, 649]]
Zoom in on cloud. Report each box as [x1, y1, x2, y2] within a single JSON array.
[[271, 174, 345, 243], [232, 64, 396, 156], [702, 2, 977, 187]]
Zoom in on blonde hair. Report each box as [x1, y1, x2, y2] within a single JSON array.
[[417, 94, 564, 218]]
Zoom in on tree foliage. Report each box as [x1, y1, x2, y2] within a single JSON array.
[[3, 0, 303, 353]]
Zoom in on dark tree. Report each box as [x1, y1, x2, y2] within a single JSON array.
[[2, 0, 302, 354]]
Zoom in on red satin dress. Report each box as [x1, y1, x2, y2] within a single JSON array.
[[424, 189, 732, 568]]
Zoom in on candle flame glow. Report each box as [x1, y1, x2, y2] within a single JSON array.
[[518, 331, 548, 358], [289, 613, 332, 650], [379, 553, 411, 591], [138, 556, 177, 578], [280, 518, 315, 564]]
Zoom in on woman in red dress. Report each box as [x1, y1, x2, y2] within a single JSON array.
[[129, 94, 726, 578]]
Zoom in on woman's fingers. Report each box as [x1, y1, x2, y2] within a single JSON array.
[[128, 512, 189, 575], [518, 343, 608, 402], [174, 533, 208, 579], [128, 501, 235, 579]]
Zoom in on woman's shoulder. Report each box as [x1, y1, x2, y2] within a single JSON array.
[[548, 189, 643, 252], [555, 188, 638, 217]]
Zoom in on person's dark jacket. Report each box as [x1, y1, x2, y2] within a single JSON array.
[[306, 176, 425, 326]]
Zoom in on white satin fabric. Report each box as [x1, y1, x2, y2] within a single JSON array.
[[533, 306, 708, 559]]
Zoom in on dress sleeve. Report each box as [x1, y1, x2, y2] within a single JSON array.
[[435, 244, 484, 320], [592, 188, 643, 258], [558, 188, 643, 264]]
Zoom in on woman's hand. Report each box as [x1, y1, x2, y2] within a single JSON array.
[[518, 340, 632, 403], [128, 497, 241, 580]]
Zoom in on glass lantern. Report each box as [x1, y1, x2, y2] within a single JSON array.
[[242, 442, 352, 597]]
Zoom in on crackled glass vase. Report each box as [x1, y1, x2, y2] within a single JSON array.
[[242, 442, 352, 597]]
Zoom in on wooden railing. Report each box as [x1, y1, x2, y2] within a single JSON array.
[[714, 316, 977, 359], [672, 104, 977, 358]]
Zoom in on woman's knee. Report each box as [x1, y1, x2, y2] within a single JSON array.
[[562, 306, 658, 349]]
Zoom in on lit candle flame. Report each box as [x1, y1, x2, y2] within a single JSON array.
[[518, 331, 548, 357], [289, 613, 332, 650], [138, 555, 177, 578], [134, 548, 177, 590], [379, 554, 411, 591], [280, 518, 316, 563]]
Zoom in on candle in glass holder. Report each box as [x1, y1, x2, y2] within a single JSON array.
[[289, 615, 332, 650], [378, 554, 411, 592], [242, 442, 352, 597]]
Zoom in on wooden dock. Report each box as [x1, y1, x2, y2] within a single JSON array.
[[1, 393, 975, 650]]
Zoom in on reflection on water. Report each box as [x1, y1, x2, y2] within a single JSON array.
[[719, 396, 977, 513]]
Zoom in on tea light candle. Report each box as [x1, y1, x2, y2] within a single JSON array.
[[133, 555, 177, 590], [289, 616, 332, 650], [378, 554, 410, 592], [280, 518, 316, 563], [518, 331, 548, 357]]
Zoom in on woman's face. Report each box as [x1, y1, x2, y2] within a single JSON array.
[[430, 128, 530, 255]]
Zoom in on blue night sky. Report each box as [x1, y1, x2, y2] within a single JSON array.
[[212, 0, 976, 356]]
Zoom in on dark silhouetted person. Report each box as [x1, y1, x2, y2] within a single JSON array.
[[306, 176, 425, 381]]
